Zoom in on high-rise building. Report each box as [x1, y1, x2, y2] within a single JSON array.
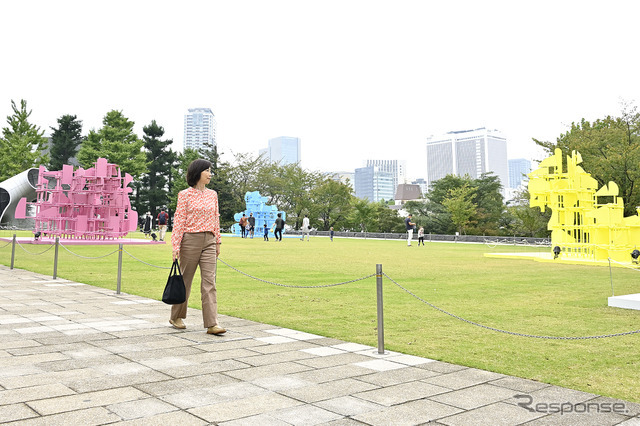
[[411, 178, 428, 196], [183, 108, 216, 152], [508, 158, 532, 188], [365, 159, 406, 191], [425, 127, 508, 191], [260, 136, 301, 165], [354, 166, 395, 202]]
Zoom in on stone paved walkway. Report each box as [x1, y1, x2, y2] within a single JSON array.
[[1, 264, 639, 425]]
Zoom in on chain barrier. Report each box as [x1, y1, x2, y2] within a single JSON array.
[[0, 239, 13, 249], [382, 272, 640, 340], [608, 258, 640, 272], [15, 240, 55, 256], [122, 248, 171, 269], [59, 243, 120, 259], [217, 257, 375, 288]]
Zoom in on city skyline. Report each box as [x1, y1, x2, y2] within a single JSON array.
[[2, 1, 639, 182]]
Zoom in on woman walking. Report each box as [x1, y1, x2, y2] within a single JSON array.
[[170, 159, 226, 335]]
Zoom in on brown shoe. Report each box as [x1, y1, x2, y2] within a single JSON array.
[[169, 318, 186, 329], [207, 325, 226, 335]]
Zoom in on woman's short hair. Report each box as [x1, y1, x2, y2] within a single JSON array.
[[186, 159, 212, 187]]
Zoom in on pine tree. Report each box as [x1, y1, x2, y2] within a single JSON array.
[[48, 114, 83, 171], [77, 110, 147, 179], [139, 120, 174, 217], [0, 99, 48, 181]]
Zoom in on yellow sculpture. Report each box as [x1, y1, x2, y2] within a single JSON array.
[[528, 148, 640, 263]]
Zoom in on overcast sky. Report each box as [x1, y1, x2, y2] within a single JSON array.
[[2, 0, 639, 181]]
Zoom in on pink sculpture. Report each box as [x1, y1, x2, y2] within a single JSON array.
[[16, 158, 138, 240]]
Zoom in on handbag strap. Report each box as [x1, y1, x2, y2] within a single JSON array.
[[171, 259, 182, 276]]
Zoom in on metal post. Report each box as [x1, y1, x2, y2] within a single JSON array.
[[116, 243, 123, 294], [10, 234, 16, 269], [609, 258, 614, 297], [53, 237, 59, 279], [376, 264, 385, 354]]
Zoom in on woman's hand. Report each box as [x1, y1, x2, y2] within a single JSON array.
[[172, 250, 179, 261], [216, 243, 221, 258]]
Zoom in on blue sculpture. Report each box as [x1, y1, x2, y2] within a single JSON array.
[[231, 191, 286, 238]]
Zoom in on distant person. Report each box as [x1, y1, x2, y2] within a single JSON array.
[[170, 158, 225, 335], [239, 214, 248, 238], [274, 213, 285, 241], [300, 214, 310, 241], [143, 212, 152, 238], [417, 226, 425, 246], [330, 226, 334, 242], [157, 209, 169, 241], [405, 214, 416, 247], [263, 223, 269, 241], [248, 213, 256, 239]]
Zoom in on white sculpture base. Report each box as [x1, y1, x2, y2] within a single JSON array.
[[608, 293, 640, 311]]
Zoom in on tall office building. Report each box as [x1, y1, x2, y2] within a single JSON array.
[[354, 166, 395, 202], [365, 159, 406, 192], [260, 136, 301, 165], [508, 158, 532, 188], [425, 127, 508, 191], [183, 108, 216, 152]]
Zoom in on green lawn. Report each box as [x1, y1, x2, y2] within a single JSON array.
[[2, 230, 640, 402]]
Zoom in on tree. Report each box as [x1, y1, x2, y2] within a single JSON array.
[[470, 173, 504, 235], [0, 99, 48, 181], [348, 199, 376, 232], [374, 201, 404, 233], [138, 120, 174, 217], [442, 183, 477, 235], [534, 103, 640, 216], [48, 114, 83, 171], [77, 110, 147, 179], [308, 178, 353, 231]]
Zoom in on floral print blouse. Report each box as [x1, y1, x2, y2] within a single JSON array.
[[171, 187, 221, 256]]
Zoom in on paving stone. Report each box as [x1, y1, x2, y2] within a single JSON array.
[[160, 386, 229, 409], [423, 367, 505, 390], [111, 410, 209, 425], [279, 378, 378, 403], [438, 401, 546, 425], [354, 381, 449, 406], [251, 375, 315, 391], [490, 375, 552, 393], [224, 361, 312, 381], [353, 398, 463, 426], [0, 367, 101, 389], [0, 402, 39, 423], [26, 386, 149, 415], [188, 392, 303, 423], [232, 349, 316, 367], [107, 397, 177, 420], [181, 348, 258, 363], [314, 395, 385, 417], [161, 359, 250, 379], [135, 373, 239, 396], [356, 366, 440, 387], [0, 383, 75, 405], [8, 406, 121, 425], [247, 340, 319, 354], [287, 364, 374, 384], [295, 352, 373, 369], [66, 370, 171, 393], [430, 383, 520, 410], [219, 414, 291, 425], [270, 403, 343, 424]]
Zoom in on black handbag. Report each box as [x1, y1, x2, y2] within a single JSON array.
[[162, 259, 186, 304]]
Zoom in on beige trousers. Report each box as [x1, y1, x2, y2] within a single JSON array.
[[171, 232, 219, 328], [158, 225, 167, 241]]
